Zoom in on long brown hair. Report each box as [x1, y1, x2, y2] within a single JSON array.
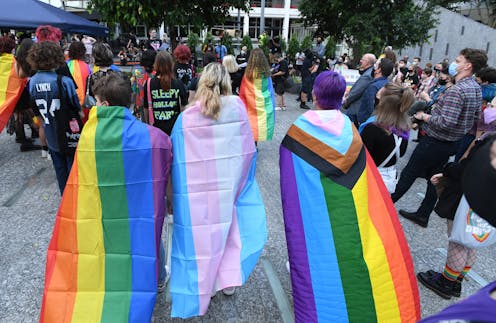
[[194, 63, 232, 120], [244, 48, 271, 81], [375, 82, 414, 132], [154, 51, 174, 91]]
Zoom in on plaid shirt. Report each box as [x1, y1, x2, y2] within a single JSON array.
[[424, 76, 481, 142]]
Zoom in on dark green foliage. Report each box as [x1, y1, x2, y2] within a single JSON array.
[[298, 0, 461, 59], [240, 35, 253, 51]]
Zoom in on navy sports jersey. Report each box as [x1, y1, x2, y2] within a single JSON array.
[[29, 71, 81, 152]]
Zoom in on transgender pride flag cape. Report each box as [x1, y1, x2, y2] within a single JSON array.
[[0, 53, 27, 132], [40, 106, 171, 323], [280, 110, 420, 323], [239, 75, 275, 141], [170, 96, 267, 318]]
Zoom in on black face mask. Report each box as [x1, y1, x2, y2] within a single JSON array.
[[438, 78, 448, 86], [400, 67, 408, 75]]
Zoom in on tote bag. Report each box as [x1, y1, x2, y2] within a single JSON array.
[[449, 195, 496, 249]]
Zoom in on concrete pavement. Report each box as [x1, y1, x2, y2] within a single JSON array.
[[1, 92, 495, 322]]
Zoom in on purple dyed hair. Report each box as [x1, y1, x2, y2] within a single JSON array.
[[313, 71, 346, 110]]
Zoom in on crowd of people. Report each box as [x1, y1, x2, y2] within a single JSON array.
[[1, 25, 496, 321]]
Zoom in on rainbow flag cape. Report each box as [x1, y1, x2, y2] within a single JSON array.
[[0, 53, 27, 132], [170, 96, 267, 318], [280, 110, 420, 323], [239, 75, 275, 141], [40, 106, 172, 323], [67, 59, 91, 107]]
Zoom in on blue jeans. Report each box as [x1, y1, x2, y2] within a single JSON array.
[[391, 135, 460, 220], [49, 149, 74, 195]]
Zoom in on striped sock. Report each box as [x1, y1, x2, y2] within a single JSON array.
[[443, 265, 461, 281], [458, 266, 472, 281]]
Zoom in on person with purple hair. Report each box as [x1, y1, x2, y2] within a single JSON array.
[[280, 70, 420, 322]]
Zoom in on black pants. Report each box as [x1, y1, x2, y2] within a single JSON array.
[[391, 135, 460, 220]]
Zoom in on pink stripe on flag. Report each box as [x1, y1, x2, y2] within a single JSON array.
[[304, 110, 345, 136]]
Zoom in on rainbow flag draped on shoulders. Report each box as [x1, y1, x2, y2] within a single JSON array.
[[0, 53, 27, 132], [67, 59, 91, 107], [40, 106, 171, 323], [239, 75, 275, 141], [280, 110, 420, 323], [170, 96, 267, 318]]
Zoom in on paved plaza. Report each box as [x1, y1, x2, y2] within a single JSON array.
[[1, 93, 495, 322]]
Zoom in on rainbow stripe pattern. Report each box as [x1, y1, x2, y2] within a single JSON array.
[[280, 110, 420, 323], [170, 96, 267, 318], [0, 53, 27, 132], [239, 75, 275, 141], [67, 59, 91, 107], [40, 106, 171, 323]]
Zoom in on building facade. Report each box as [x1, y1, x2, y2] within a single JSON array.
[[400, 6, 496, 67]]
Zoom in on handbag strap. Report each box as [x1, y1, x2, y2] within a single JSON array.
[[85, 74, 91, 96], [147, 78, 154, 125], [379, 134, 402, 168]]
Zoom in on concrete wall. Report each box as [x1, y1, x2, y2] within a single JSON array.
[[400, 6, 496, 67]]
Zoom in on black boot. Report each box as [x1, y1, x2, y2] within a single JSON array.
[[424, 270, 462, 297], [399, 209, 428, 228], [300, 102, 310, 110], [20, 141, 41, 151], [417, 271, 456, 299]]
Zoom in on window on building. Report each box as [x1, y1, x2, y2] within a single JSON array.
[[290, 0, 301, 8], [250, 0, 284, 8], [461, 26, 465, 35], [249, 17, 283, 39], [434, 29, 438, 42], [429, 48, 433, 61], [445, 43, 449, 56]]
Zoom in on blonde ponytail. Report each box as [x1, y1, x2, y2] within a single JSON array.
[[194, 63, 232, 120]]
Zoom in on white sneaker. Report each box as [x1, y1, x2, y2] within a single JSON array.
[[46, 152, 51, 161], [41, 150, 47, 158], [282, 106, 287, 111], [222, 286, 236, 296], [275, 107, 282, 111]]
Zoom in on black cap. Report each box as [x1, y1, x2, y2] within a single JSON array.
[[462, 135, 496, 227]]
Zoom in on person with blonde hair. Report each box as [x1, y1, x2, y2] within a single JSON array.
[[144, 51, 188, 135], [169, 62, 267, 318], [222, 54, 242, 95], [360, 82, 415, 192], [239, 48, 276, 142]]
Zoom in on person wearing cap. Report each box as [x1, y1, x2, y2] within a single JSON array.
[[417, 133, 496, 300]]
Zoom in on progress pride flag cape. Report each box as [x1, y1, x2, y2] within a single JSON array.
[[40, 106, 171, 323], [170, 96, 267, 318], [0, 53, 27, 132], [280, 110, 420, 323]]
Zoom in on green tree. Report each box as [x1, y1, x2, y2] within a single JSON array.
[[298, 0, 459, 60], [324, 36, 336, 59], [300, 35, 313, 51], [287, 34, 300, 63], [187, 32, 200, 54], [240, 35, 253, 52], [221, 33, 235, 55], [89, 0, 250, 48], [258, 32, 270, 59], [279, 38, 287, 54], [203, 32, 214, 47]]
